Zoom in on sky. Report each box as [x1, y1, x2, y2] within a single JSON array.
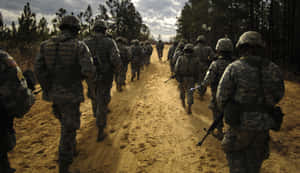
[[0, 0, 187, 41]]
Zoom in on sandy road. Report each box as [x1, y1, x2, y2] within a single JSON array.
[[10, 45, 300, 173]]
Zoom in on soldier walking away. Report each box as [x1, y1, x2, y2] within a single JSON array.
[[145, 41, 153, 65], [174, 44, 198, 114], [84, 19, 122, 142], [168, 40, 179, 74], [171, 39, 186, 75], [156, 40, 164, 61], [193, 35, 216, 99], [217, 31, 285, 173], [199, 38, 234, 139], [130, 40, 143, 81], [35, 15, 96, 173], [0, 45, 35, 172], [115, 37, 130, 92]]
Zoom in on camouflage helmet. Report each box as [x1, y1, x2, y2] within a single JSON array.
[[93, 19, 107, 31], [236, 31, 264, 48], [183, 43, 194, 52], [215, 38, 233, 52], [59, 15, 80, 31], [196, 35, 206, 43]]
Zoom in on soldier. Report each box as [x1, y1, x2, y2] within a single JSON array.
[[156, 40, 164, 61], [35, 15, 96, 173], [84, 19, 122, 142], [171, 39, 186, 75], [0, 48, 35, 173], [140, 41, 147, 69], [193, 35, 216, 99], [130, 40, 143, 81], [145, 41, 153, 65], [168, 40, 179, 74], [174, 44, 198, 114], [199, 38, 234, 138], [115, 37, 130, 92], [217, 31, 285, 173]]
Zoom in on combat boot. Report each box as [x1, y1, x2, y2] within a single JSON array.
[[187, 105, 192, 114]]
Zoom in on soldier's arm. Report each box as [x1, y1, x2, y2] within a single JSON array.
[[78, 41, 96, 80], [34, 42, 48, 87], [265, 62, 285, 105], [216, 64, 235, 111], [202, 61, 218, 87], [110, 39, 122, 72]]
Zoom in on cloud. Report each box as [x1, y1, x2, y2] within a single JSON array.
[[0, 0, 187, 41]]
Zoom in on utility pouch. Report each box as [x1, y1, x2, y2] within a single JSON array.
[[224, 101, 241, 128]]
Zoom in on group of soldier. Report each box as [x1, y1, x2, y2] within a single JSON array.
[[168, 32, 285, 173], [0, 12, 286, 173], [0, 15, 154, 173]]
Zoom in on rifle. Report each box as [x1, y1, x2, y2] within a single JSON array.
[[190, 84, 206, 96], [197, 113, 224, 146], [164, 74, 176, 83]]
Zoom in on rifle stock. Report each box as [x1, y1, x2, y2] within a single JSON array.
[[197, 113, 224, 146]]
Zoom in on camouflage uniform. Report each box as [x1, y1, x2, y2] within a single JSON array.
[[168, 41, 178, 73], [201, 38, 234, 136], [130, 40, 143, 81], [175, 44, 198, 114], [156, 40, 164, 60], [35, 16, 95, 173], [193, 35, 216, 98], [84, 20, 122, 142], [0, 49, 34, 173], [217, 31, 285, 173], [115, 37, 130, 91], [145, 41, 153, 65], [171, 40, 186, 74]]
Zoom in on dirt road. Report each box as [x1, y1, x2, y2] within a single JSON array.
[[10, 46, 300, 173]]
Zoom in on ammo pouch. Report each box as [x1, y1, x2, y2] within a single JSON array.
[[224, 101, 241, 128], [270, 106, 284, 131]]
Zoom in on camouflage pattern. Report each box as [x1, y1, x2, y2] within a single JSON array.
[[217, 54, 284, 172], [216, 38, 233, 52], [145, 41, 153, 65], [93, 19, 107, 31], [130, 40, 143, 81], [196, 35, 206, 43], [156, 40, 164, 60], [115, 37, 130, 91], [193, 41, 216, 98], [59, 15, 80, 31], [1, 50, 34, 173], [35, 29, 95, 168], [84, 32, 121, 130], [175, 44, 198, 111], [236, 31, 265, 48], [168, 42, 178, 73], [171, 40, 186, 73]]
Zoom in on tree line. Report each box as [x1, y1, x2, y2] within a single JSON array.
[[176, 0, 300, 72], [0, 0, 152, 53]]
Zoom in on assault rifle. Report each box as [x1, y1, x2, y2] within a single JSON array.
[[164, 74, 176, 83], [190, 84, 206, 96], [197, 113, 224, 146]]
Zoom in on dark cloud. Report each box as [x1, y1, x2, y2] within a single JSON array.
[[0, 0, 186, 40]]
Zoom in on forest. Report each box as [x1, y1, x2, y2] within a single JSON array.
[[176, 0, 300, 73]]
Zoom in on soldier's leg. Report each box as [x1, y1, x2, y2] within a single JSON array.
[[131, 64, 136, 81], [179, 83, 186, 108], [0, 151, 15, 173], [245, 132, 270, 173], [96, 98, 107, 142], [137, 65, 140, 80], [226, 151, 248, 173], [56, 102, 81, 173], [123, 63, 128, 84], [187, 81, 194, 114]]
